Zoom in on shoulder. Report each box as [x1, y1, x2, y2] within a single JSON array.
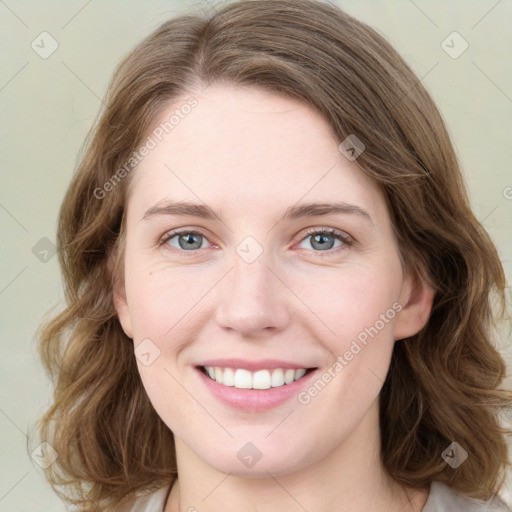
[[117, 485, 170, 512], [423, 481, 511, 512]]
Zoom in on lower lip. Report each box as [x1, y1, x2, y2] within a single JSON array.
[[195, 367, 319, 412]]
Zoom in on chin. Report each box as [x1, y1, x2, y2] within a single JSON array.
[[198, 441, 315, 478]]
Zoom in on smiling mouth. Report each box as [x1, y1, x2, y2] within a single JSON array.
[[199, 365, 316, 390]]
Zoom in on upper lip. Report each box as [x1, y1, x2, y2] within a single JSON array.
[[195, 358, 317, 371]]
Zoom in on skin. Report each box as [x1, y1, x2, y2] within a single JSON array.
[[114, 83, 435, 512]]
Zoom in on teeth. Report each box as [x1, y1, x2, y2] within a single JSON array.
[[234, 369, 252, 389], [294, 368, 306, 380], [203, 366, 310, 389], [284, 369, 295, 384], [253, 369, 271, 389], [222, 367, 235, 386], [271, 368, 284, 387]]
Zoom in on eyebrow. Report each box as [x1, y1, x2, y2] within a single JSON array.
[[142, 200, 374, 225]]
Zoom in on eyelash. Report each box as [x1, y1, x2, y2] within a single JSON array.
[[158, 227, 353, 257]]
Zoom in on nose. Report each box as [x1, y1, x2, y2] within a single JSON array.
[[214, 252, 291, 337]]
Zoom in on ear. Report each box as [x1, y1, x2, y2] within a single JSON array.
[[393, 266, 435, 341], [109, 250, 134, 339]]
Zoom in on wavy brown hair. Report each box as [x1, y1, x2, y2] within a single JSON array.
[[31, 0, 511, 510]]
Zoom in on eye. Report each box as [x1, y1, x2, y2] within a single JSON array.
[[159, 230, 212, 251], [296, 228, 352, 254], [158, 227, 353, 255]]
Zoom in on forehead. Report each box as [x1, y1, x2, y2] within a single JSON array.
[[126, 84, 385, 224]]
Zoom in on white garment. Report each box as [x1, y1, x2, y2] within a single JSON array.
[[122, 480, 511, 511], [422, 481, 510, 511]]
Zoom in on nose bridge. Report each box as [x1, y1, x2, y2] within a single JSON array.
[[232, 248, 272, 296], [214, 242, 290, 335]]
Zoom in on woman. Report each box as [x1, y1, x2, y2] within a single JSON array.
[[34, 1, 511, 511]]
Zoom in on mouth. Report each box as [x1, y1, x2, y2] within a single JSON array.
[[198, 365, 317, 390], [193, 358, 320, 411]]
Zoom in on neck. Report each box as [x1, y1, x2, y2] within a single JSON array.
[[165, 400, 429, 512]]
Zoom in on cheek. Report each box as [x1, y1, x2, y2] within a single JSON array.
[[294, 263, 402, 348], [127, 280, 169, 339], [125, 260, 213, 337], [136, 361, 199, 439]]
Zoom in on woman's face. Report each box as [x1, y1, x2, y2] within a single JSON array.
[[114, 83, 432, 477]]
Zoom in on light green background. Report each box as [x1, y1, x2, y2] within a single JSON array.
[[1, 0, 511, 510]]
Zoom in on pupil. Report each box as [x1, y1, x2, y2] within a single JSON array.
[[180, 233, 201, 250], [313, 233, 334, 250]]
